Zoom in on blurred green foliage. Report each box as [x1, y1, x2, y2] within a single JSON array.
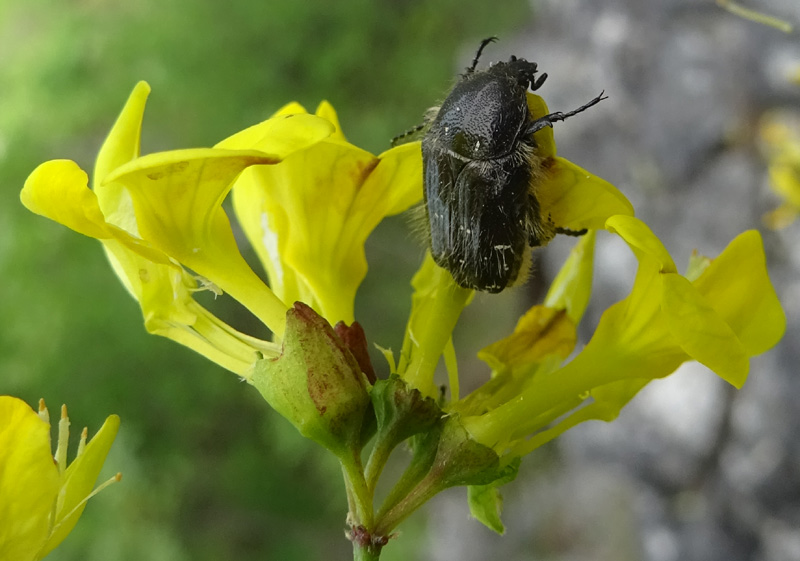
[[1, 0, 530, 559]]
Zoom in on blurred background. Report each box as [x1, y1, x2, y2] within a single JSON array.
[[2, 0, 799, 560]]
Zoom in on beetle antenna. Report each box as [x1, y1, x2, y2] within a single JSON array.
[[525, 91, 608, 135], [466, 36, 498, 74]]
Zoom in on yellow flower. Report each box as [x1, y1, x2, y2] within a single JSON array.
[[0, 396, 119, 561], [459, 216, 785, 460], [221, 101, 422, 325], [760, 114, 800, 229], [21, 83, 422, 379]]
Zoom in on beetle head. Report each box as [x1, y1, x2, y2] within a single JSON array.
[[495, 56, 548, 92]]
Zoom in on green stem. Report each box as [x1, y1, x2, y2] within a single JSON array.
[[375, 426, 441, 521], [375, 472, 443, 536], [341, 453, 373, 528], [364, 428, 400, 494], [342, 464, 357, 521], [352, 540, 383, 561]]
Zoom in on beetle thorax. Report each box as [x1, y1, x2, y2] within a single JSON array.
[[432, 69, 529, 162]]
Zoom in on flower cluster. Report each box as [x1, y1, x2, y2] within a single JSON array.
[[761, 110, 800, 229], [20, 82, 786, 557], [0, 397, 119, 561]]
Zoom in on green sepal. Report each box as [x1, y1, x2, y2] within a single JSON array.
[[467, 457, 521, 534], [365, 375, 443, 497], [372, 375, 442, 445], [429, 416, 503, 487], [251, 302, 371, 458]]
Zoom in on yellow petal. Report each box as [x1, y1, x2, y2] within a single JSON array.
[[762, 202, 799, 230], [0, 397, 60, 561], [315, 100, 348, 143], [464, 223, 785, 456], [692, 230, 786, 356], [234, 140, 375, 323], [539, 158, 634, 231], [271, 101, 310, 117], [606, 215, 677, 273], [230, 165, 311, 311], [526, 93, 632, 231], [505, 377, 650, 458], [373, 142, 424, 216], [544, 229, 596, 323], [92, 82, 151, 240], [478, 307, 577, 373], [215, 112, 335, 157], [661, 274, 749, 388], [106, 149, 290, 335], [21, 161, 113, 240], [526, 94, 556, 158], [38, 415, 120, 559], [94, 81, 150, 191], [22, 160, 168, 264], [103, 240, 272, 374], [462, 250, 685, 452], [398, 252, 473, 399], [768, 154, 800, 207], [231, 125, 422, 326]]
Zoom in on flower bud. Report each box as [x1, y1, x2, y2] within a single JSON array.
[[251, 302, 371, 457]]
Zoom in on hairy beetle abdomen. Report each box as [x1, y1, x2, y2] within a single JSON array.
[[423, 146, 532, 292]]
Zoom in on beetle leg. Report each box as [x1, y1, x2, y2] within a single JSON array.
[[525, 91, 607, 135], [555, 227, 588, 237], [466, 36, 498, 74]]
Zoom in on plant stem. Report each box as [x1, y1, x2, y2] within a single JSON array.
[[341, 454, 373, 528], [375, 472, 442, 536], [375, 426, 441, 521], [364, 430, 397, 494], [352, 541, 383, 561]]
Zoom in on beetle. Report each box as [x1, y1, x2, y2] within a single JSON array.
[[396, 37, 606, 293]]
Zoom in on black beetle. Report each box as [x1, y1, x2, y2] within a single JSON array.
[[396, 37, 606, 293]]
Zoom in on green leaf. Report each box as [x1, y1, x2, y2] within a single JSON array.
[[467, 457, 520, 534]]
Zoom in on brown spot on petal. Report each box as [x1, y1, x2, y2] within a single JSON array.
[[352, 158, 380, 186]]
